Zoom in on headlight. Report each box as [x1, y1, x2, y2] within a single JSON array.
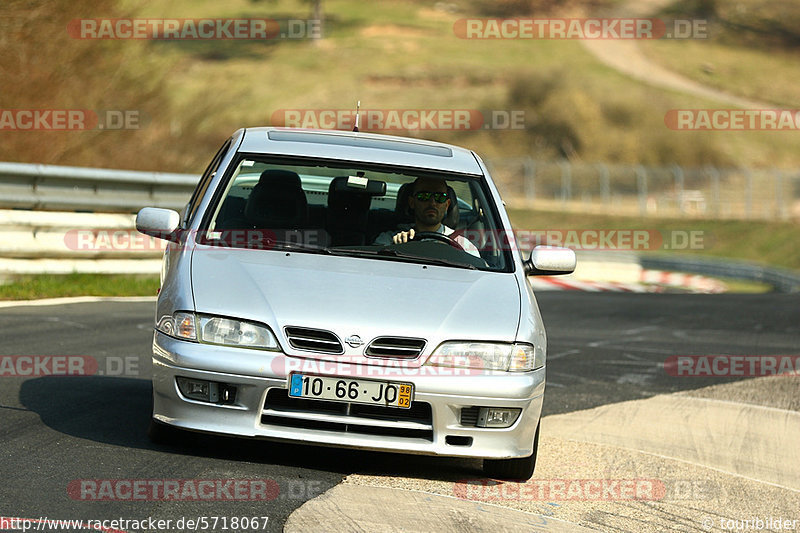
[[156, 312, 279, 351], [425, 342, 544, 372], [197, 315, 279, 350]]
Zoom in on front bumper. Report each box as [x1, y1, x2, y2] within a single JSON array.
[[151, 332, 545, 459]]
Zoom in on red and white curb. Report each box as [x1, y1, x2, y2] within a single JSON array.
[[530, 270, 727, 293], [529, 277, 657, 293], [640, 269, 727, 293]]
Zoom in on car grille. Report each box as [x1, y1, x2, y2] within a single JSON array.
[[365, 337, 426, 358], [260, 388, 433, 441], [284, 326, 343, 354]]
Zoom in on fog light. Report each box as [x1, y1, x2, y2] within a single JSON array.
[[176, 377, 238, 404], [477, 407, 521, 428], [177, 377, 212, 402]]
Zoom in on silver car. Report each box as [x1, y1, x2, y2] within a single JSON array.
[[136, 128, 575, 480]]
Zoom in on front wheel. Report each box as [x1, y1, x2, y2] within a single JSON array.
[[482, 420, 540, 480]]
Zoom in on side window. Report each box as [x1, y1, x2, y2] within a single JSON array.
[[183, 139, 232, 227]]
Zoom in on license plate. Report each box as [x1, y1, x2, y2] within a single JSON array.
[[288, 373, 413, 409]]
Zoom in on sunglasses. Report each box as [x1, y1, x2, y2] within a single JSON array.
[[413, 191, 449, 203]]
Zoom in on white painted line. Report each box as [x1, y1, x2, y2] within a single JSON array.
[[0, 296, 156, 308]]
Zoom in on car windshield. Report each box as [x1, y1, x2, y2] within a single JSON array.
[[199, 157, 513, 272]]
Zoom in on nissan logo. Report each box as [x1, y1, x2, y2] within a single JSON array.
[[345, 335, 363, 348]]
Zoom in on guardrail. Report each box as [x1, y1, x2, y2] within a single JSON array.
[[640, 256, 800, 293], [0, 162, 198, 213], [0, 162, 190, 277], [0, 209, 164, 277]]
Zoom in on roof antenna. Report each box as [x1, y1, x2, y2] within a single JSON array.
[[353, 100, 360, 132]]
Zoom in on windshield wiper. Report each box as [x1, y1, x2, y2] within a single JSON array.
[[387, 249, 478, 269], [329, 247, 477, 269], [326, 247, 391, 257], [203, 235, 331, 254], [265, 241, 332, 254]]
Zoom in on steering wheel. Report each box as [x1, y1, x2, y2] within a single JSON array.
[[411, 231, 464, 250]]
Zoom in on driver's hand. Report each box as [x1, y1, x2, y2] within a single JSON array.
[[392, 228, 415, 244]]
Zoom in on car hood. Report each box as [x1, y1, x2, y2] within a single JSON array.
[[190, 246, 522, 362]]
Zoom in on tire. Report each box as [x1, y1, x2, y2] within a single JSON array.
[[147, 418, 181, 445], [482, 420, 540, 480]]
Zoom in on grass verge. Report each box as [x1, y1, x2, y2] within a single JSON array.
[[116, 0, 800, 170], [640, 39, 800, 109], [641, 0, 800, 109], [0, 273, 159, 301], [715, 278, 773, 294], [7, 0, 800, 171]]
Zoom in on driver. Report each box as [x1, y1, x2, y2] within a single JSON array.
[[374, 177, 480, 257]]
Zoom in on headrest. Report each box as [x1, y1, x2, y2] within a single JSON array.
[[244, 169, 308, 228], [443, 185, 459, 228]]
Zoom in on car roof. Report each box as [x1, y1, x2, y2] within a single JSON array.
[[237, 127, 483, 176]]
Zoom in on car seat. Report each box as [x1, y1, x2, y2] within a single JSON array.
[[326, 176, 373, 246], [244, 169, 309, 229]]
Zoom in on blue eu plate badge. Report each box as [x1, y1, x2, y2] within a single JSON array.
[[290, 374, 303, 396]]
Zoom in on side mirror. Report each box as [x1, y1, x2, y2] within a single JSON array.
[[524, 246, 576, 276], [136, 207, 181, 242]]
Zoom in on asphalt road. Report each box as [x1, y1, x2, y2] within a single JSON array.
[[0, 292, 797, 532], [538, 292, 800, 415]]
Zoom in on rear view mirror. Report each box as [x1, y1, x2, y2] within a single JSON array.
[[334, 177, 387, 196], [136, 207, 181, 242], [524, 246, 576, 276]]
